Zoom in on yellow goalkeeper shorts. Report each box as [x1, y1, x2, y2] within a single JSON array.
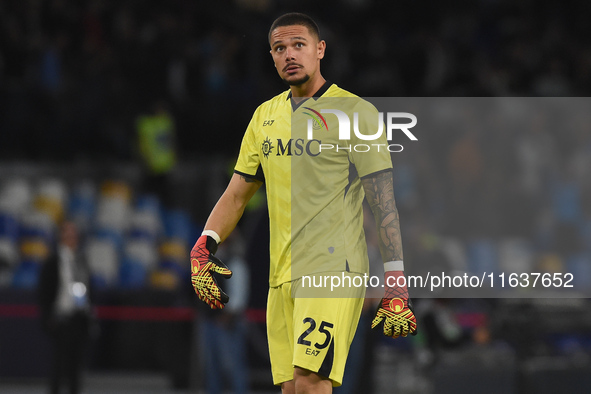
[[266, 271, 365, 387]]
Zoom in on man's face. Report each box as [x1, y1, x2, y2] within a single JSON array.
[[60, 222, 79, 250], [269, 25, 325, 86]]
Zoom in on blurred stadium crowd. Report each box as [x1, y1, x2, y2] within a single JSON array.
[[1, 0, 591, 392], [2, 0, 591, 159]]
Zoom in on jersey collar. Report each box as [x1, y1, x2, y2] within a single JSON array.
[[288, 80, 333, 112]]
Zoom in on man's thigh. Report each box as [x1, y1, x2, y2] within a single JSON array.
[[291, 288, 364, 387], [267, 273, 365, 387], [267, 282, 296, 386]]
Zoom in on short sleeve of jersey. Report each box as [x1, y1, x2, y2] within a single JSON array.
[[235, 107, 263, 181], [348, 101, 393, 178]]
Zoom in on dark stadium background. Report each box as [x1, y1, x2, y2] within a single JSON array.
[[1, 0, 590, 393]]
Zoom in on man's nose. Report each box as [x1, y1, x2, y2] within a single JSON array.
[[285, 47, 295, 61]]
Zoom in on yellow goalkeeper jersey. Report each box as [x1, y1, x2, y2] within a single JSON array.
[[235, 82, 392, 287]]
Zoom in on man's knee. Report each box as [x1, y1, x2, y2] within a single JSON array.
[[293, 367, 332, 393], [282, 379, 295, 394]]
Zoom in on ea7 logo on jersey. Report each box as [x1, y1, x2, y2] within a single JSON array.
[[263, 119, 275, 126]]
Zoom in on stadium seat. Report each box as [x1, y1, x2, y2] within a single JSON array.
[[85, 237, 119, 288], [93, 227, 125, 251], [439, 237, 468, 272], [498, 238, 534, 274], [20, 211, 55, 243], [0, 237, 19, 269], [0, 210, 21, 270], [95, 196, 131, 234], [392, 163, 417, 208], [158, 239, 189, 285], [159, 239, 186, 263], [149, 269, 179, 290], [0, 178, 32, 217], [536, 253, 565, 277], [34, 177, 67, 225], [100, 180, 132, 202], [552, 180, 582, 224], [566, 253, 591, 290], [129, 208, 162, 242], [119, 256, 148, 288], [0, 210, 19, 242], [580, 220, 591, 252], [163, 209, 193, 246], [19, 237, 50, 261], [11, 260, 42, 289], [135, 194, 161, 215], [124, 238, 158, 272], [11, 236, 51, 289], [467, 239, 499, 275], [68, 180, 97, 234]]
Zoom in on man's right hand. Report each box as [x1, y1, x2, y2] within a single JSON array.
[[190, 235, 232, 309]]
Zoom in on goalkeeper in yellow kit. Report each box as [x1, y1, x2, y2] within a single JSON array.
[[191, 12, 417, 394]]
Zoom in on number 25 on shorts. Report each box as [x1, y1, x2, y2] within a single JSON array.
[[297, 317, 334, 356]]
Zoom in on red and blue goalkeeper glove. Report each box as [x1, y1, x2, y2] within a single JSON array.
[[190, 234, 232, 309], [371, 265, 417, 338]]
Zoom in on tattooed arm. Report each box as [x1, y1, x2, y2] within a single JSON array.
[[361, 170, 403, 263], [204, 173, 262, 243], [363, 170, 417, 337]]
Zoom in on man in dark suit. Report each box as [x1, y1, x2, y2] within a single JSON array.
[[38, 220, 93, 394]]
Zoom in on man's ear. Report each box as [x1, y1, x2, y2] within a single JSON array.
[[317, 40, 326, 60], [270, 49, 277, 68]]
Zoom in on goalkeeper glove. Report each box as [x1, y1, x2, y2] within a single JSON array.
[[371, 263, 417, 338], [190, 234, 232, 309]]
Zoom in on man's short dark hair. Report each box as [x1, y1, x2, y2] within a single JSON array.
[[268, 13, 320, 43]]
